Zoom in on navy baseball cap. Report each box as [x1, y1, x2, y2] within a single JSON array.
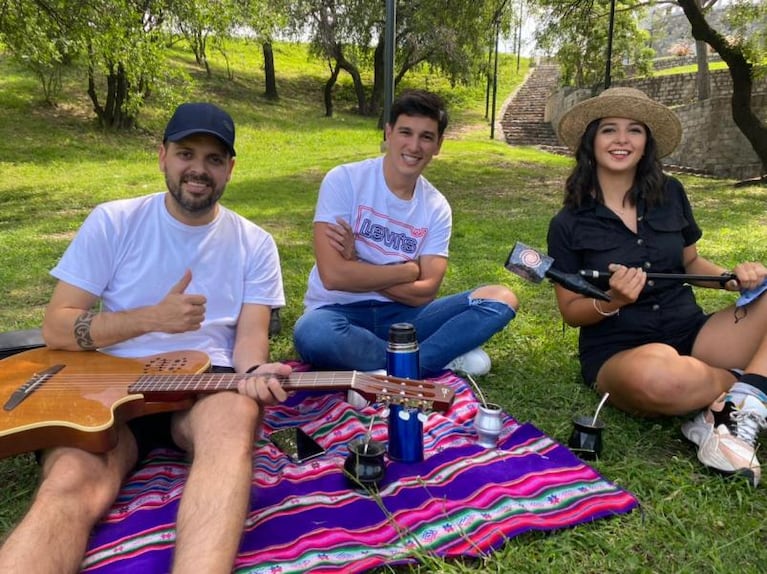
[[163, 102, 236, 156]]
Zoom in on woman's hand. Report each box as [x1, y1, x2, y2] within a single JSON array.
[[731, 261, 767, 291], [606, 263, 647, 306]]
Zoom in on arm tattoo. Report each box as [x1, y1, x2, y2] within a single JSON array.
[[74, 310, 98, 350]]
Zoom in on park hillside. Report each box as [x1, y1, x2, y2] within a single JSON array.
[[1, 36, 767, 572]]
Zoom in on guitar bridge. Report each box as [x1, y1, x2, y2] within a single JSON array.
[[3, 364, 64, 411]]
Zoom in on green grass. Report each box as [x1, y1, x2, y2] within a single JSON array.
[[3, 41, 767, 572], [654, 60, 730, 76]]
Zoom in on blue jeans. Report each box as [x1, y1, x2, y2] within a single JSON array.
[[293, 290, 516, 376]]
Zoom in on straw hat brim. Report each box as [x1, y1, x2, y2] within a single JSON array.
[[557, 89, 682, 158]]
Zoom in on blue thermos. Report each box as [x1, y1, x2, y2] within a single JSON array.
[[386, 323, 424, 462]]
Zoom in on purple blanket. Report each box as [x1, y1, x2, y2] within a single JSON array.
[[82, 371, 637, 573]]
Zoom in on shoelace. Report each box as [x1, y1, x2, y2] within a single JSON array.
[[730, 408, 767, 445]]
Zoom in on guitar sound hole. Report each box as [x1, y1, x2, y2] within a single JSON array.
[[143, 357, 189, 373]]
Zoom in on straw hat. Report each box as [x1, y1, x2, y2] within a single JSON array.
[[557, 87, 682, 158]]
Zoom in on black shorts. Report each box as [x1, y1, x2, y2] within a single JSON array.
[[128, 411, 178, 461], [129, 364, 236, 461], [580, 313, 711, 385], [33, 412, 178, 466]]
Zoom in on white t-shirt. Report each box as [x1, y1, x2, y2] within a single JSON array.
[[51, 192, 285, 366], [303, 156, 452, 310]]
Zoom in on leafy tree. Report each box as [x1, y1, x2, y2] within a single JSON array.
[[0, 0, 188, 129], [239, 0, 292, 100], [0, 0, 83, 105], [677, 0, 767, 178], [289, 0, 511, 118], [288, 0, 374, 117], [170, 0, 246, 78], [535, 0, 653, 90], [83, 0, 180, 129]]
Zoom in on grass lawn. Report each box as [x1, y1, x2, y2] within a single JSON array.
[[2, 42, 767, 572], [654, 60, 730, 76]]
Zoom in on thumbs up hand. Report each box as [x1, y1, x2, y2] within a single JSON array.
[[154, 270, 207, 333]]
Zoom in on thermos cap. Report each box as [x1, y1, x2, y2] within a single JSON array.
[[389, 323, 417, 344]]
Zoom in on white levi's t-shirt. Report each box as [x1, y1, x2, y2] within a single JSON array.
[[303, 156, 451, 310]]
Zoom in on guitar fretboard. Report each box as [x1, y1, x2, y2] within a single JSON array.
[[129, 371, 355, 393]]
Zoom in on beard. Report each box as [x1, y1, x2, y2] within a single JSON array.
[[166, 172, 225, 216]]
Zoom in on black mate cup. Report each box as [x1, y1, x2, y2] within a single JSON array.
[[344, 438, 386, 491], [567, 415, 605, 460]]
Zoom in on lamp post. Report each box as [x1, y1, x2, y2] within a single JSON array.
[[490, 18, 501, 139], [516, 0, 523, 73], [604, 0, 616, 89], [383, 0, 396, 142]]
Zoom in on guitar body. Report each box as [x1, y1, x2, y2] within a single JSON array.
[[0, 348, 455, 460], [0, 348, 211, 458]]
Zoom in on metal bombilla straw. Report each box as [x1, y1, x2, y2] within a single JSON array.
[[363, 415, 376, 454], [592, 392, 610, 426], [464, 373, 488, 408]]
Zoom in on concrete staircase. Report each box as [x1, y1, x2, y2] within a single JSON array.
[[501, 64, 568, 153]]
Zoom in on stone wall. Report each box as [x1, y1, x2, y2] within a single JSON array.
[[613, 69, 767, 106], [546, 69, 767, 179], [653, 54, 722, 71], [667, 94, 766, 180]]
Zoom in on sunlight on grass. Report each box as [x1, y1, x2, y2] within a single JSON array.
[[654, 60, 729, 76], [2, 40, 767, 574]]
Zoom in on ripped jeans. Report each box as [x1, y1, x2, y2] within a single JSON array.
[[293, 290, 516, 376]]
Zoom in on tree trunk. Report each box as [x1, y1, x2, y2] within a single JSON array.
[[678, 0, 767, 177], [332, 44, 367, 115], [695, 39, 710, 100], [370, 39, 385, 121], [263, 41, 278, 100], [394, 46, 425, 86], [324, 61, 341, 117], [86, 55, 137, 129]]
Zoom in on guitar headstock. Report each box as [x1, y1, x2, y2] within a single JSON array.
[[350, 372, 455, 412]]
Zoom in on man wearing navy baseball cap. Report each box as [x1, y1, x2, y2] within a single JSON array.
[[164, 101, 237, 157], [0, 102, 289, 572]]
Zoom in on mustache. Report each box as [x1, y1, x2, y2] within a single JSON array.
[[182, 173, 213, 185]]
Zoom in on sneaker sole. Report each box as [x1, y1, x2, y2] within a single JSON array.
[[689, 431, 761, 487], [681, 420, 761, 487]]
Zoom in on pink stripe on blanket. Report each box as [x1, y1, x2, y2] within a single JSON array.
[[82, 371, 637, 573]]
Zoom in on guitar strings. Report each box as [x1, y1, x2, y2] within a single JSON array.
[[2, 372, 444, 400]]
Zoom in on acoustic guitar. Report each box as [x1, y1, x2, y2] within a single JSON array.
[[0, 348, 455, 459]]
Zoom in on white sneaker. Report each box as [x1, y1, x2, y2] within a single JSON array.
[[682, 392, 767, 486], [444, 348, 491, 376]]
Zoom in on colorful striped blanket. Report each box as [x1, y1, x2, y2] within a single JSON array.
[[82, 371, 637, 573]]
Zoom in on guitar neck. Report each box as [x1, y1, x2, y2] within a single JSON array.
[[129, 371, 355, 395], [128, 369, 454, 412]]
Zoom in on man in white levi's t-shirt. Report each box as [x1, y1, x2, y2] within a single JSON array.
[[294, 89, 519, 378], [0, 103, 290, 574]]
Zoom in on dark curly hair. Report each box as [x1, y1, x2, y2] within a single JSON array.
[[563, 118, 666, 209]]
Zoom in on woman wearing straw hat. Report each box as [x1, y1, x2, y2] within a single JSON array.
[[547, 87, 767, 486]]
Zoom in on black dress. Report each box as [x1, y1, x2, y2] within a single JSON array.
[[546, 176, 709, 384]]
